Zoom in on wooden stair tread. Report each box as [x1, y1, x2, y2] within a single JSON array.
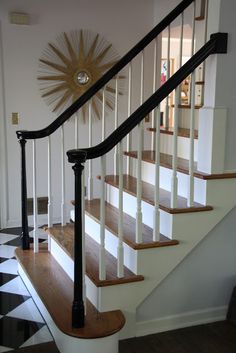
[[15, 245, 125, 339], [45, 224, 144, 287], [195, 15, 205, 21], [124, 150, 236, 180], [85, 199, 179, 250], [147, 127, 198, 139], [182, 80, 205, 85], [171, 104, 203, 109], [102, 174, 213, 214]]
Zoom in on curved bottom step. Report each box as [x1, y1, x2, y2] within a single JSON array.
[[15, 245, 125, 353]]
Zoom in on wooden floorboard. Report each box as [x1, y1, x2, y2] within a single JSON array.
[[124, 150, 236, 180], [46, 224, 144, 286], [147, 126, 198, 139], [85, 199, 179, 250], [119, 321, 236, 353], [102, 174, 213, 214], [15, 245, 125, 339]]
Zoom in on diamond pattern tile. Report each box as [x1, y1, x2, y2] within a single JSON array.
[[0, 229, 54, 350]]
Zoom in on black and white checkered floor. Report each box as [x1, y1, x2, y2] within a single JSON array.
[[0, 230, 54, 352]]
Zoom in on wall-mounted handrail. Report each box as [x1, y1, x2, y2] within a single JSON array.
[[16, 0, 195, 141], [67, 33, 228, 163]]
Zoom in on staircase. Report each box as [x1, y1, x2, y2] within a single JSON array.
[[15, 1, 233, 353]]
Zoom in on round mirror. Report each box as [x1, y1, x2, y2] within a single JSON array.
[[76, 71, 90, 86]]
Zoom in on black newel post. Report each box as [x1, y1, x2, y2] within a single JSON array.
[[19, 138, 30, 250], [68, 149, 87, 328]]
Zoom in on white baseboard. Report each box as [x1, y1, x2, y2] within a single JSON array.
[[6, 216, 62, 229], [136, 306, 227, 337]]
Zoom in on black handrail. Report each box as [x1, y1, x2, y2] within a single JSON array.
[[16, 0, 194, 141], [67, 33, 228, 164]]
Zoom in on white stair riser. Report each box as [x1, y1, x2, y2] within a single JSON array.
[[160, 134, 198, 161], [49, 235, 143, 323], [136, 160, 207, 204], [179, 109, 199, 130], [106, 184, 173, 238], [50, 236, 98, 308], [85, 214, 138, 273]]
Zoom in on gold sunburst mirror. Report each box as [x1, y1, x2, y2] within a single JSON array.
[[38, 29, 124, 121]]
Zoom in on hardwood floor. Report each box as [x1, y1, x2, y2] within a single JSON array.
[[119, 321, 236, 353]]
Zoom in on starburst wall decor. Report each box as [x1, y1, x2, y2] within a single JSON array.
[[38, 30, 124, 121]]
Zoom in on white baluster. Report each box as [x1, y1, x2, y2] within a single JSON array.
[[114, 77, 119, 175], [171, 86, 180, 209], [81, 166, 86, 314], [74, 112, 79, 149], [99, 155, 106, 280], [47, 136, 52, 251], [151, 37, 158, 151], [118, 140, 124, 277], [61, 125, 66, 226], [202, 0, 208, 89], [88, 101, 93, 200], [126, 62, 132, 175], [99, 88, 107, 280], [136, 50, 144, 244], [188, 1, 196, 207], [153, 106, 161, 241], [191, 1, 196, 56], [102, 86, 106, 141], [188, 71, 196, 207], [164, 25, 171, 128], [32, 140, 39, 253], [171, 13, 184, 208]]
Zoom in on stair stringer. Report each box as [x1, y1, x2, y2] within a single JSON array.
[[94, 177, 236, 338]]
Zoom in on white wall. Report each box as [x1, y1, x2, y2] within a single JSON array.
[[137, 205, 236, 323], [214, 0, 236, 171], [199, 0, 236, 171], [0, 0, 154, 226], [0, 22, 8, 229]]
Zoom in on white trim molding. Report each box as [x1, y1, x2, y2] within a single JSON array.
[[136, 306, 227, 337]]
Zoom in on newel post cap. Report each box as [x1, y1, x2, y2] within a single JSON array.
[[67, 149, 87, 164]]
